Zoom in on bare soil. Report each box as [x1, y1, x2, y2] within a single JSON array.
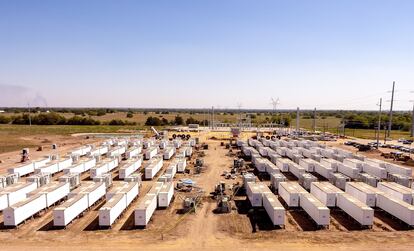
[[0, 132, 413, 250]]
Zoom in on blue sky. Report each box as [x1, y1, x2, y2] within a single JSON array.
[[0, 0, 413, 110]]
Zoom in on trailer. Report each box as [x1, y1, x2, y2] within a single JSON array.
[[299, 193, 330, 226], [89, 146, 109, 157], [3, 193, 47, 226], [78, 182, 106, 207], [119, 157, 143, 179], [7, 162, 35, 177], [270, 173, 286, 192], [329, 172, 351, 190], [63, 158, 96, 174], [93, 173, 113, 188], [90, 158, 119, 178], [245, 182, 266, 207], [345, 182, 377, 207], [124, 173, 142, 184], [145, 147, 158, 160], [336, 193, 374, 226], [144, 157, 163, 180], [299, 158, 318, 172], [163, 147, 175, 160], [134, 193, 157, 226], [27, 173, 51, 188], [314, 163, 333, 179], [107, 146, 126, 158], [337, 164, 359, 179], [310, 182, 344, 207], [377, 182, 413, 204], [362, 162, 387, 179], [320, 159, 341, 172], [358, 172, 378, 187], [125, 146, 142, 159], [59, 173, 81, 190], [158, 182, 174, 207], [29, 182, 70, 207], [0, 182, 38, 211], [343, 159, 364, 172], [288, 163, 305, 179], [53, 194, 89, 226], [376, 193, 414, 226], [384, 163, 412, 177], [387, 173, 412, 188], [99, 193, 127, 226], [278, 182, 308, 207], [70, 145, 92, 157], [298, 173, 318, 190], [263, 192, 285, 226], [275, 158, 291, 172]]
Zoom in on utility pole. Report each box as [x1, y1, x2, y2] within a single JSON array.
[[212, 106, 215, 130], [411, 102, 414, 138], [387, 81, 395, 137], [296, 107, 300, 133], [28, 103, 32, 126], [376, 98, 382, 149], [312, 108, 316, 133]]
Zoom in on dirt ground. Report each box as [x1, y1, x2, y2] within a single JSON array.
[[0, 131, 414, 250]]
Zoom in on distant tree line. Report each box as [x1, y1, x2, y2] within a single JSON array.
[[144, 116, 208, 126], [0, 113, 136, 126]]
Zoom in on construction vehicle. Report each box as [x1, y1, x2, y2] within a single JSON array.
[[216, 195, 231, 213], [21, 148, 30, 162], [151, 127, 168, 140]]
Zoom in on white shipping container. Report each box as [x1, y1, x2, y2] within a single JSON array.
[[163, 147, 175, 160], [337, 164, 359, 179], [377, 182, 413, 204], [337, 193, 374, 226], [53, 194, 88, 226], [57, 158, 73, 171], [376, 193, 414, 226], [310, 182, 344, 207], [99, 193, 127, 226], [314, 163, 333, 179], [35, 162, 59, 175], [343, 159, 364, 172], [278, 182, 308, 207], [8, 162, 35, 177], [158, 182, 174, 207], [0, 182, 38, 210], [270, 173, 286, 192], [299, 193, 330, 226], [245, 182, 264, 207], [345, 182, 377, 207], [320, 158, 341, 172], [3, 193, 47, 226], [362, 163, 387, 179], [263, 193, 285, 226], [119, 157, 143, 179], [288, 163, 305, 179], [385, 163, 412, 177], [80, 182, 106, 207], [276, 158, 290, 172], [35, 182, 70, 207], [135, 193, 157, 226], [145, 147, 158, 160], [299, 158, 318, 172]]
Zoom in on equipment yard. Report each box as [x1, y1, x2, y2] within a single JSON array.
[[0, 129, 413, 251]]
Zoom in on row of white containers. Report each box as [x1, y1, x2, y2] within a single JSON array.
[[3, 182, 70, 226], [99, 182, 139, 226], [119, 157, 143, 179], [134, 181, 174, 226], [54, 182, 106, 226]]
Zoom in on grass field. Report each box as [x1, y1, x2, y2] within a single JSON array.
[[0, 124, 142, 153]]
